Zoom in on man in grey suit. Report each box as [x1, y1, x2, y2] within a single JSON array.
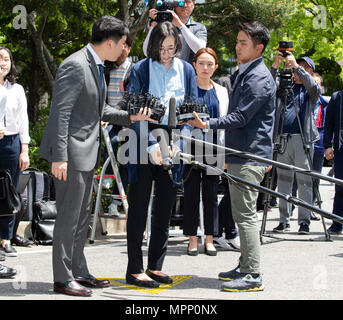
[[39, 16, 150, 297]]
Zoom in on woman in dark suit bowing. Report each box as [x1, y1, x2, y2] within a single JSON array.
[[125, 21, 198, 288]]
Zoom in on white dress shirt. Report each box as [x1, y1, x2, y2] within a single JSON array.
[[0, 85, 7, 128], [2, 80, 30, 144]]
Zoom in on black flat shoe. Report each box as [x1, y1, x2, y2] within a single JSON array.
[[187, 243, 198, 256], [126, 273, 160, 288], [146, 270, 173, 284], [204, 243, 217, 256]]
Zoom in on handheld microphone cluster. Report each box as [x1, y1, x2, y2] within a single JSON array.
[[125, 92, 166, 123], [176, 99, 210, 124]]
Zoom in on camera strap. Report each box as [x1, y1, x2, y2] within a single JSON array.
[[278, 133, 291, 154]]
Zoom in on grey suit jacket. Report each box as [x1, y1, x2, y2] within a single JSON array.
[[39, 46, 131, 171]]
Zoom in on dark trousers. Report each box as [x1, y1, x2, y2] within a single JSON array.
[[183, 166, 219, 236], [0, 134, 20, 240], [126, 164, 177, 274], [217, 180, 237, 240], [52, 169, 94, 282], [331, 150, 343, 229]]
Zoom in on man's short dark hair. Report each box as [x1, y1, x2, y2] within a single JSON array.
[[147, 22, 182, 62], [238, 21, 270, 53], [91, 15, 129, 44]]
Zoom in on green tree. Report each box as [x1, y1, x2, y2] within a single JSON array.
[[268, 0, 343, 95], [193, 0, 294, 76]]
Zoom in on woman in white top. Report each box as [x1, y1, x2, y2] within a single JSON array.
[[0, 85, 6, 140], [0, 47, 31, 256], [183, 47, 228, 256]]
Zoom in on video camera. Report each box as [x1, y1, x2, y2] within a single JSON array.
[[156, 0, 185, 23], [279, 68, 294, 90], [125, 92, 166, 123], [176, 100, 210, 125]]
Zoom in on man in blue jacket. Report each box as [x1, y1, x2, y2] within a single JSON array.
[[189, 21, 276, 292], [324, 90, 343, 234]]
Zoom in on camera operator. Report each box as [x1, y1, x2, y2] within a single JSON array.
[[143, 0, 207, 64], [271, 51, 321, 235]]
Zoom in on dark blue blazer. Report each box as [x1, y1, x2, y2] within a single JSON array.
[[324, 90, 343, 152], [209, 57, 276, 166], [126, 58, 198, 184]]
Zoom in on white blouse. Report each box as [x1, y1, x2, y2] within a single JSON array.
[[0, 85, 7, 128], [2, 80, 30, 144]]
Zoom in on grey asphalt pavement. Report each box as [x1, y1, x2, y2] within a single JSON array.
[[0, 167, 341, 305]]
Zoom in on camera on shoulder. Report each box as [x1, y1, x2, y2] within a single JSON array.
[[155, 0, 185, 23]]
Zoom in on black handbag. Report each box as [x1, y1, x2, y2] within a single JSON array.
[[0, 169, 22, 216], [32, 200, 57, 245]]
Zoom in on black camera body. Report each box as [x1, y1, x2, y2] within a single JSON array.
[[279, 68, 294, 90], [126, 92, 166, 123], [176, 100, 210, 124], [156, 0, 185, 23], [278, 41, 294, 57]]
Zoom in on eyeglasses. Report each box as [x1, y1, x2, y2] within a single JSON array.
[[159, 47, 176, 55]]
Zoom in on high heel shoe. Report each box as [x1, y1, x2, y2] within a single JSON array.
[[204, 243, 217, 256], [187, 243, 198, 256]]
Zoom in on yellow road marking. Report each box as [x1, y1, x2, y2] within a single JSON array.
[[97, 275, 192, 295]]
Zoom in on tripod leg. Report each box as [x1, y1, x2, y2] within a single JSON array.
[[260, 168, 276, 244]]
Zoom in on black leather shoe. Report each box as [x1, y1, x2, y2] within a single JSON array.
[[54, 281, 92, 296], [74, 274, 110, 288], [146, 270, 173, 284], [1, 243, 17, 257], [126, 273, 160, 288], [11, 235, 34, 247], [0, 264, 16, 278]]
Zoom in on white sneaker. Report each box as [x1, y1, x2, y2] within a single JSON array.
[[213, 237, 232, 250], [227, 236, 240, 251], [108, 202, 120, 216]]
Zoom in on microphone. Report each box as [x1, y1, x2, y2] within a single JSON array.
[[150, 97, 176, 171], [168, 97, 176, 129], [158, 128, 174, 171]]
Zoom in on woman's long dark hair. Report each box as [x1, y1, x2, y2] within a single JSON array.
[[146, 21, 182, 62], [0, 47, 17, 84]]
